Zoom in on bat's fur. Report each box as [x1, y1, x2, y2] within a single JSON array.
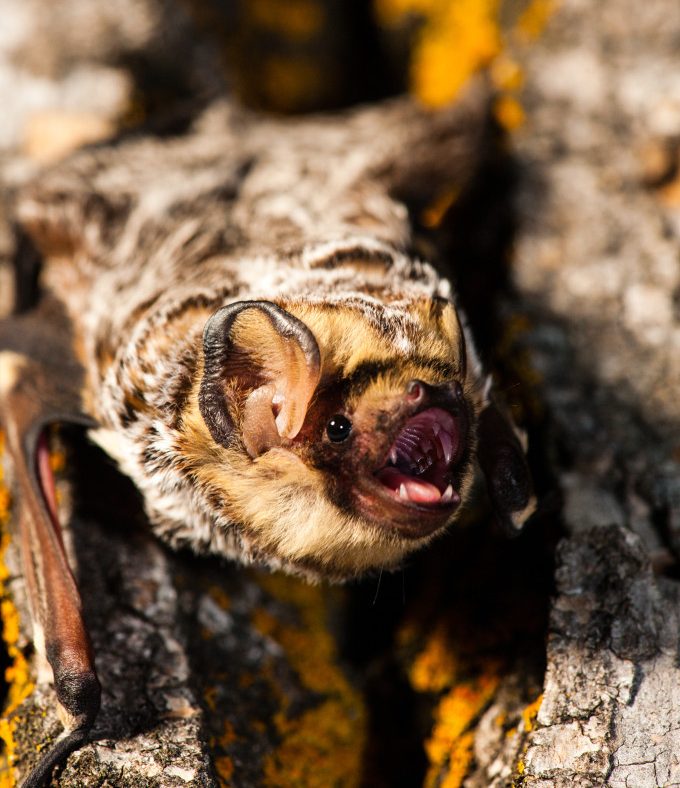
[[13, 91, 500, 581]]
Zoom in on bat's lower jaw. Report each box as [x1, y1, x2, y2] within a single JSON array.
[[353, 478, 462, 540]]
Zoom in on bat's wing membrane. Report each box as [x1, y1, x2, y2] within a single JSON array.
[[0, 301, 100, 787]]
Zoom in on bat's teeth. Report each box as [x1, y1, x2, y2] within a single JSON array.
[[432, 422, 441, 436], [399, 484, 409, 500], [398, 434, 421, 451], [439, 430, 453, 465], [389, 448, 398, 465], [441, 484, 454, 503]]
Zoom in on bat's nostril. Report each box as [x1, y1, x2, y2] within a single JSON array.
[[406, 379, 425, 403]]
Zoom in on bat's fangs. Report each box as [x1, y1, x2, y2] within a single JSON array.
[[375, 408, 463, 507]]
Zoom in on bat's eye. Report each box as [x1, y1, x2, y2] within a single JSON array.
[[326, 415, 352, 443]]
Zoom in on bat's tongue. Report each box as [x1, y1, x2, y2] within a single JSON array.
[[375, 466, 444, 503]]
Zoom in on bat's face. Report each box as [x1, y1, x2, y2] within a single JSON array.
[[189, 294, 482, 580], [304, 374, 473, 542]]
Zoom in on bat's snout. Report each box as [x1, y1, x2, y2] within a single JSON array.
[[345, 375, 473, 539], [374, 404, 467, 508]]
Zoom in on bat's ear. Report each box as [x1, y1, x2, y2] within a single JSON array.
[[476, 384, 536, 535], [199, 300, 321, 457]]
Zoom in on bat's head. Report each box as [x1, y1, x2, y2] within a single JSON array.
[[288, 297, 477, 541], [189, 296, 532, 580]]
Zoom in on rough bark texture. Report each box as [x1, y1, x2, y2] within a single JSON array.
[[510, 0, 680, 784], [1, 0, 679, 786]]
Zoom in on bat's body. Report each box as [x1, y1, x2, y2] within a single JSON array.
[[0, 90, 534, 784]]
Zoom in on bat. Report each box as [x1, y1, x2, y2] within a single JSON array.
[[0, 86, 534, 786]]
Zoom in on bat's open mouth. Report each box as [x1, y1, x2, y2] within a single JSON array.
[[374, 407, 463, 508]]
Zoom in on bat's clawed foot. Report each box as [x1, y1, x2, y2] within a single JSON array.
[[19, 651, 100, 787], [54, 666, 101, 733]]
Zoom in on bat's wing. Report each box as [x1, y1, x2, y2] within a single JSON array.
[[477, 386, 536, 535], [0, 297, 101, 787]]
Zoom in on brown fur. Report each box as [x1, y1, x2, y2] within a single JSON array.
[[11, 87, 523, 581]]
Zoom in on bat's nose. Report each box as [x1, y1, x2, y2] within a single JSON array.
[[406, 379, 465, 414], [406, 379, 426, 404]]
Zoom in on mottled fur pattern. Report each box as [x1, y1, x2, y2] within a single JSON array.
[[16, 89, 494, 580]]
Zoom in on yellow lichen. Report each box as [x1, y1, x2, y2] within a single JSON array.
[[491, 56, 524, 92], [516, 0, 555, 41], [214, 754, 235, 782], [375, 0, 554, 130], [211, 721, 238, 783], [508, 694, 543, 784], [423, 671, 501, 788], [0, 432, 35, 788], [440, 731, 474, 788], [219, 719, 238, 747], [0, 495, 9, 534], [252, 573, 365, 788], [520, 693, 542, 733], [494, 95, 525, 130], [264, 700, 361, 788], [423, 0, 500, 108], [375, 0, 500, 107], [421, 187, 460, 229], [409, 624, 459, 693]]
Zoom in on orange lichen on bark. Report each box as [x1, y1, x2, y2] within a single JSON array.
[[376, 0, 501, 107], [409, 623, 459, 693], [520, 693, 542, 733], [493, 94, 525, 131], [252, 573, 366, 788], [516, 0, 555, 41], [405, 602, 513, 787], [211, 720, 238, 783], [0, 433, 35, 788], [375, 0, 554, 129], [421, 187, 460, 229], [214, 754, 235, 782], [508, 694, 543, 784], [423, 671, 501, 788]]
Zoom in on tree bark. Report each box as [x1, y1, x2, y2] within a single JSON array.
[[509, 0, 680, 784]]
